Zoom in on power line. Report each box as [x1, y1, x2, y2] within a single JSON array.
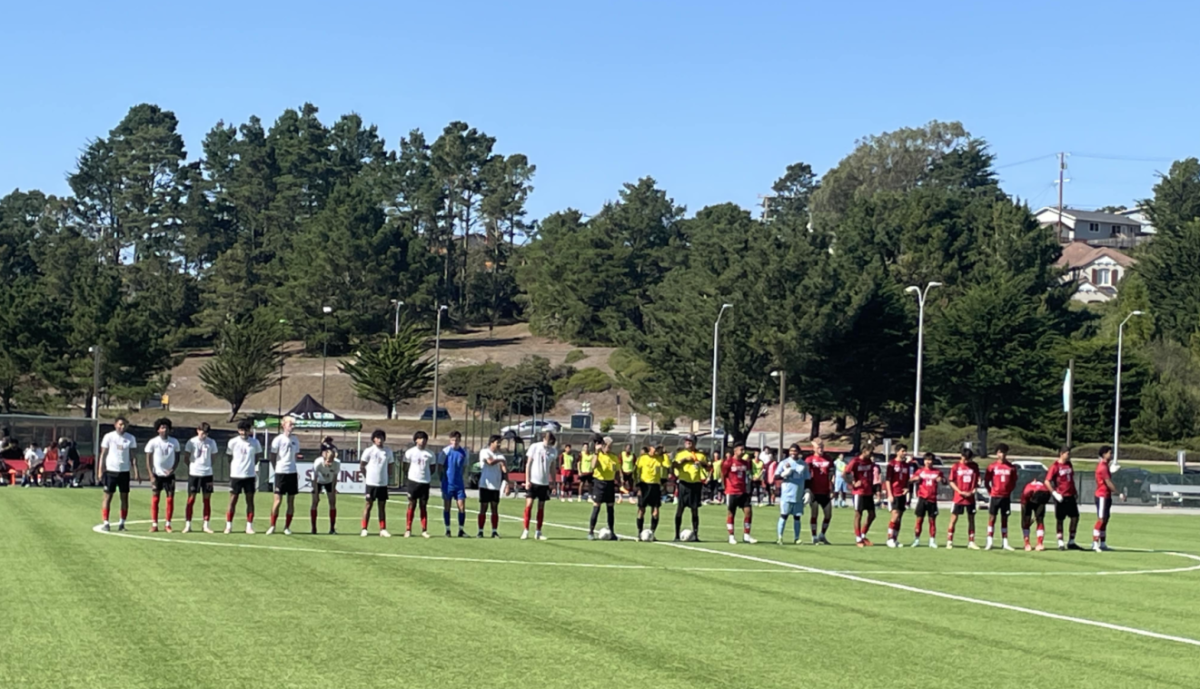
[[1072, 153, 1174, 163], [994, 153, 1058, 170]]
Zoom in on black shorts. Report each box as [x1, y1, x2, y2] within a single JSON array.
[[527, 484, 551, 502], [952, 501, 976, 516], [580, 473, 594, 490], [313, 482, 336, 495], [102, 471, 130, 494], [812, 493, 831, 508], [592, 479, 616, 504], [1095, 496, 1112, 520], [726, 493, 751, 511], [407, 481, 431, 502], [637, 482, 662, 509], [151, 474, 176, 495], [1022, 499, 1048, 524], [1055, 495, 1079, 520], [988, 496, 1012, 517], [678, 481, 703, 509], [230, 477, 256, 496], [366, 485, 389, 502], [852, 495, 875, 514], [891, 495, 908, 512], [479, 488, 501, 504], [914, 497, 939, 519], [188, 475, 215, 495], [274, 473, 299, 496]]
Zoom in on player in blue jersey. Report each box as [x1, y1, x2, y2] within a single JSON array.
[[775, 444, 811, 545], [438, 431, 470, 538]]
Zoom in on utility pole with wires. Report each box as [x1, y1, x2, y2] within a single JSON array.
[[757, 194, 776, 222], [1055, 152, 1070, 241]]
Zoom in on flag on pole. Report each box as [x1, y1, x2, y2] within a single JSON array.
[[1062, 367, 1072, 413]]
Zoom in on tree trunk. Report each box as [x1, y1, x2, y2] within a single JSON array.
[[228, 401, 242, 422], [809, 414, 821, 441], [835, 415, 846, 433], [387, 402, 394, 420]]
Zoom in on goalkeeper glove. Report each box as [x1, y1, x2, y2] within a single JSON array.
[[1051, 491, 1063, 503], [802, 490, 812, 505]]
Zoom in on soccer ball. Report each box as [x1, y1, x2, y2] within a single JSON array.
[[680, 529, 695, 542], [639, 529, 654, 542], [598, 527, 613, 541]]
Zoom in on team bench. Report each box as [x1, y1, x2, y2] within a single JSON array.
[[1149, 483, 1200, 507]]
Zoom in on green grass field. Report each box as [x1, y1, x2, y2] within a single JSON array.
[[3, 489, 1200, 688]]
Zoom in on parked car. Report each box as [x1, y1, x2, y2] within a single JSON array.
[[1012, 460, 1046, 473], [499, 419, 562, 438], [419, 406, 451, 421], [1111, 467, 1153, 502]]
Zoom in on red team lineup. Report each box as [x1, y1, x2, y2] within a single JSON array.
[[93, 414, 1122, 553]]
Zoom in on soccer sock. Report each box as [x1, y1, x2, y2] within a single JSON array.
[[271, 512, 278, 527], [166, 496, 174, 523], [589, 505, 600, 533], [1038, 528, 1045, 546], [1023, 528, 1030, 543], [915, 517, 924, 537], [151, 494, 160, 524], [692, 509, 700, 535], [1068, 526, 1077, 544], [968, 529, 975, 543], [987, 519, 995, 540], [406, 504, 415, 531], [186, 495, 195, 523], [119, 508, 127, 523], [1057, 528, 1064, 545], [285, 512, 293, 529], [490, 511, 499, 530], [443, 509, 451, 528], [537, 505, 544, 530], [420, 506, 428, 532], [1093, 520, 1103, 542], [102, 507, 109, 523], [650, 514, 658, 532], [777, 516, 786, 538], [674, 509, 684, 538], [362, 517, 368, 530], [810, 512, 818, 538], [947, 526, 955, 544], [743, 518, 752, 536], [203, 496, 211, 522], [726, 513, 735, 535], [458, 511, 466, 528], [311, 509, 318, 532], [247, 511, 254, 525], [330, 509, 336, 530], [226, 510, 234, 528], [887, 520, 896, 540], [606, 504, 614, 531], [793, 517, 801, 540], [379, 519, 386, 530], [1100, 528, 1107, 544], [821, 516, 830, 536], [637, 516, 645, 533], [929, 518, 937, 539], [478, 512, 486, 530], [523, 504, 532, 529]]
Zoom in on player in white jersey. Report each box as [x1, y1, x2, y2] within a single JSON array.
[[311, 438, 340, 534], [359, 430, 395, 537], [183, 422, 220, 533], [403, 431, 435, 538], [97, 417, 138, 532], [522, 431, 559, 540], [267, 417, 301, 535], [144, 418, 180, 532], [224, 418, 263, 534], [477, 435, 507, 538]]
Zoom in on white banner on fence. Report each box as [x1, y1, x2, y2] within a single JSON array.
[[269, 462, 367, 494]]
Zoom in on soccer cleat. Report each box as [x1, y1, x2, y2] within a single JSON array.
[[118, 523, 127, 532], [856, 541, 865, 548], [149, 525, 159, 533], [1092, 542, 1101, 552], [887, 539, 896, 548], [588, 532, 596, 541], [776, 537, 784, 545], [728, 535, 737, 545], [794, 538, 803, 545], [1058, 544, 1066, 551], [911, 538, 921, 548], [99, 523, 111, 532], [1035, 543, 1045, 551], [929, 541, 938, 549], [491, 531, 501, 539], [329, 529, 337, 535], [1003, 543, 1015, 551], [403, 531, 412, 538], [861, 539, 873, 547], [967, 542, 980, 550], [380, 530, 392, 538], [536, 531, 547, 540], [421, 531, 430, 539], [477, 530, 484, 538], [203, 525, 214, 534], [818, 535, 831, 545], [985, 543, 993, 551], [946, 542, 954, 550], [265, 526, 276, 535], [361, 529, 369, 537], [743, 535, 757, 544], [182, 524, 193, 534], [445, 529, 452, 538], [245, 525, 255, 535], [1067, 542, 1085, 551], [1024, 543, 1033, 551], [521, 530, 530, 540], [458, 530, 468, 538], [223, 525, 232, 535], [165, 524, 173, 533], [1099, 543, 1112, 552]]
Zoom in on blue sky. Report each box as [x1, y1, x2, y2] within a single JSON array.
[[2, 0, 1193, 220]]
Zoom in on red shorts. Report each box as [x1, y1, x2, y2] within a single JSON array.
[[560, 470, 576, 483]]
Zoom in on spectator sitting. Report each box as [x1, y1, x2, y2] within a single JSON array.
[[56, 438, 81, 487], [23, 441, 46, 487], [0, 437, 18, 486]]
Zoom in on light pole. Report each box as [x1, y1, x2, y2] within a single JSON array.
[[771, 370, 786, 454], [710, 303, 733, 457], [89, 345, 102, 461], [320, 306, 333, 406], [905, 282, 942, 455], [391, 299, 404, 336], [1114, 310, 1144, 467], [432, 305, 448, 439]]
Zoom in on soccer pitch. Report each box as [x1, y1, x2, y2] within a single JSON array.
[[3, 490, 1199, 688]]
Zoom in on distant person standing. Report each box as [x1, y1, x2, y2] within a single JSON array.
[[805, 439, 836, 544], [911, 453, 946, 548], [884, 444, 914, 548], [359, 430, 394, 537], [438, 431, 470, 538], [1093, 445, 1116, 552], [558, 443, 576, 502], [97, 417, 138, 532], [311, 442, 340, 534], [57, 438, 80, 487], [183, 422, 219, 534], [618, 444, 636, 504], [634, 445, 663, 540], [671, 435, 708, 542], [577, 443, 595, 502], [224, 419, 263, 534], [833, 454, 849, 508], [587, 436, 620, 541], [775, 444, 810, 545], [522, 431, 559, 540], [984, 444, 1018, 551], [1046, 447, 1082, 551], [722, 443, 756, 545], [843, 445, 877, 547], [144, 418, 180, 532], [267, 417, 300, 536], [22, 441, 45, 487], [403, 431, 435, 538], [946, 448, 982, 550], [477, 435, 506, 538]]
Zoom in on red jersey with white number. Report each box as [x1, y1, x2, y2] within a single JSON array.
[[721, 457, 751, 496], [915, 467, 943, 501], [1094, 462, 1112, 499], [1022, 479, 1050, 504], [886, 460, 913, 497], [805, 453, 834, 494], [949, 460, 981, 505], [845, 456, 876, 497], [985, 461, 1018, 498], [1045, 461, 1077, 497]]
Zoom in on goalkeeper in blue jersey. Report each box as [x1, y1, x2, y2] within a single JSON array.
[[776, 444, 811, 545]]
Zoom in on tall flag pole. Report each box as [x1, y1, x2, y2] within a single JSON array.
[[1064, 360, 1074, 448]]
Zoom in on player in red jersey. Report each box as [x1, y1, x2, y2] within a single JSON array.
[[1045, 446, 1082, 550], [842, 444, 877, 547], [884, 444, 914, 548], [1020, 478, 1052, 550], [1093, 445, 1116, 552], [983, 443, 1018, 551], [805, 438, 835, 545], [947, 448, 981, 549], [722, 443, 756, 544], [911, 453, 946, 548]]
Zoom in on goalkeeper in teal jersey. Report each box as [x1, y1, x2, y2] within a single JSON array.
[[776, 445, 811, 545]]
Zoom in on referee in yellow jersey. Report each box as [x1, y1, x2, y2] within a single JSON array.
[[587, 436, 621, 540], [672, 434, 710, 541]]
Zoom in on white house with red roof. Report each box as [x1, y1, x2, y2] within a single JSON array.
[[1055, 241, 1136, 304]]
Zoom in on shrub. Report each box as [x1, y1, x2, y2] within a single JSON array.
[[564, 349, 587, 365], [600, 417, 616, 433], [568, 368, 612, 393]]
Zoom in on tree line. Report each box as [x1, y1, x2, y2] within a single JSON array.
[[3, 107, 1200, 452]]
